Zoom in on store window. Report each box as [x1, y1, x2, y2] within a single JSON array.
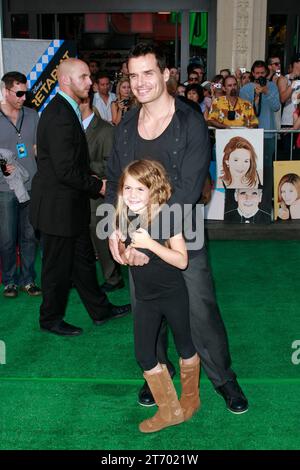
[[11, 14, 29, 38], [80, 12, 182, 75], [267, 14, 287, 63], [80, 12, 208, 80], [189, 12, 208, 74]]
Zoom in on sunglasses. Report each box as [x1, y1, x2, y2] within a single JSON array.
[[271, 62, 280, 66], [6, 88, 28, 98]]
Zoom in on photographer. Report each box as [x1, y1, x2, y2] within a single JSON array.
[[207, 75, 258, 129], [111, 77, 135, 126], [0, 71, 41, 298], [240, 60, 280, 168], [267, 56, 282, 83]]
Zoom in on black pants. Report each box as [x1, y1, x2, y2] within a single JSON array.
[[130, 247, 236, 387], [134, 293, 196, 371], [40, 229, 111, 328]]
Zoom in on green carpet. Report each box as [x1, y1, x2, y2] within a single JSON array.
[[1, 240, 300, 450]]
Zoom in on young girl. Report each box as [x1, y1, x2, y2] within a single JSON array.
[[115, 160, 200, 433]]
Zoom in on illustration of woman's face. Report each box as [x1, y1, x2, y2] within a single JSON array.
[[227, 148, 251, 179], [280, 182, 298, 206]]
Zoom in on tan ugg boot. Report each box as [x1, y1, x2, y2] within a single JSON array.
[[179, 356, 200, 421], [139, 364, 184, 433]]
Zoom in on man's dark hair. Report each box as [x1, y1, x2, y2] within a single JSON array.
[[251, 60, 268, 74], [211, 74, 224, 84], [1, 71, 27, 88], [187, 63, 205, 76], [95, 71, 111, 82], [128, 43, 167, 73], [89, 59, 99, 68], [267, 56, 280, 66]]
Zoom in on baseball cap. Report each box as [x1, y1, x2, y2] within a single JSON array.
[[291, 53, 300, 64], [201, 81, 211, 90]]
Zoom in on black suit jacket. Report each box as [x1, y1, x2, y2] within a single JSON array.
[[30, 93, 102, 237]]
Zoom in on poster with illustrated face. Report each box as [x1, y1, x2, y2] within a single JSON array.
[[224, 186, 272, 224], [274, 161, 300, 221], [216, 129, 264, 189], [204, 162, 225, 220]]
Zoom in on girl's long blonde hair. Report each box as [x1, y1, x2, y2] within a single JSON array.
[[115, 159, 172, 236]]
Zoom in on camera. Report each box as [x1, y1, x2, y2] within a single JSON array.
[[122, 99, 130, 107], [240, 67, 246, 74], [227, 110, 236, 121], [0, 158, 10, 177], [213, 83, 222, 89], [256, 76, 267, 87]]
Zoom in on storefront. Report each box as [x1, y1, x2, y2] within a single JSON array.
[[267, 0, 300, 70], [1, 0, 217, 81]]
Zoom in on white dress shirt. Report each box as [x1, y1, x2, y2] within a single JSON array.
[[92, 92, 116, 122]]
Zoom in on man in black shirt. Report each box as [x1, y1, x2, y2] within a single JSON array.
[[106, 43, 248, 414]]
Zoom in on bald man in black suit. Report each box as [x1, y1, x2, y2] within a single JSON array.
[[30, 58, 130, 336]]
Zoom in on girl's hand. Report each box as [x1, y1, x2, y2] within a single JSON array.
[[131, 228, 151, 249]]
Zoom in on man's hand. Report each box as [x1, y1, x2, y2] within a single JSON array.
[[100, 179, 107, 196], [5, 164, 16, 175], [109, 230, 125, 264], [124, 246, 150, 266], [255, 84, 268, 95]]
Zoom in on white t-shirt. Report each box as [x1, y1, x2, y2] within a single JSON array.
[[281, 76, 300, 127]]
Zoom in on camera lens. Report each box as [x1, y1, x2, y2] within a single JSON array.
[[257, 77, 267, 87]]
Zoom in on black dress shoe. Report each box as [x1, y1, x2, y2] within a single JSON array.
[[216, 379, 248, 414], [41, 321, 83, 336], [93, 303, 131, 325], [20, 283, 42, 296], [101, 280, 125, 292], [138, 363, 176, 407]]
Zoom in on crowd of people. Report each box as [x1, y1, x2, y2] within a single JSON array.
[[1, 42, 300, 433]]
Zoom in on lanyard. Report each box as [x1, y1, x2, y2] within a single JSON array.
[[226, 97, 238, 111], [0, 106, 24, 137]]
